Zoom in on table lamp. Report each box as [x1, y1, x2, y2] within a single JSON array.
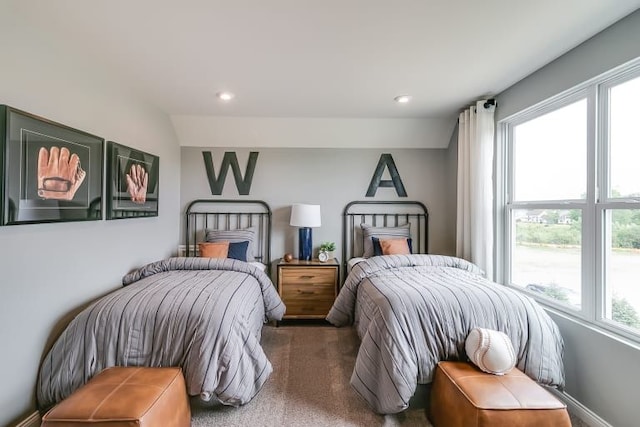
[[290, 203, 321, 261]]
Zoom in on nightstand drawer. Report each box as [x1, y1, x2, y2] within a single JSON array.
[[285, 298, 335, 316], [281, 282, 335, 299], [280, 268, 336, 284]]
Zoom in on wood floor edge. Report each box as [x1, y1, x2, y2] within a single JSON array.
[[548, 389, 613, 427], [14, 411, 40, 427]]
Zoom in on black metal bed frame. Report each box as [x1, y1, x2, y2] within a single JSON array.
[[342, 200, 429, 273], [184, 199, 272, 268]]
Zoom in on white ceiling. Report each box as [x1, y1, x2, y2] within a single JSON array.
[[8, 1, 640, 121]]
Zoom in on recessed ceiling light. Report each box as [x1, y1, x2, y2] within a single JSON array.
[[216, 91, 235, 102], [394, 95, 412, 103]]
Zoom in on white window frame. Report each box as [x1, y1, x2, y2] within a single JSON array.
[[497, 57, 640, 344]]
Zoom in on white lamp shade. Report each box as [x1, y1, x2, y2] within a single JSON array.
[[290, 204, 321, 227]]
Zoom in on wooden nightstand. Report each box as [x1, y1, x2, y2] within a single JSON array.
[[277, 258, 339, 320]]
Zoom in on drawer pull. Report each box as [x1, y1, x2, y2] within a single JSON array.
[[300, 275, 314, 279], [299, 290, 315, 295]]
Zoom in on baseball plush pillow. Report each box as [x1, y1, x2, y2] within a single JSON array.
[[465, 327, 517, 375]]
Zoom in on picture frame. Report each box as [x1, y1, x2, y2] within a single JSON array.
[[0, 105, 104, 225], [106, 141, 159, 219]]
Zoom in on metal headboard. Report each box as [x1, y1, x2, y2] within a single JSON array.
[[342, 200, 429, 272], [184, 199, 272, 267]]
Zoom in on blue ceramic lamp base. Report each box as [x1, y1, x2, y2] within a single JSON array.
[[298, 227, 312, 261]]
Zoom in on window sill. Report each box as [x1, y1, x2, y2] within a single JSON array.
[[536, 298, 640, 352]]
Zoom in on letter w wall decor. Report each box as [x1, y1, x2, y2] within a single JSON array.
[[202, 151, 259, 195], [366, 153, 407, 197]]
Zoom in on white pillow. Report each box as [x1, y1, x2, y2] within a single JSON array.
[[465, 328, 516, 375]]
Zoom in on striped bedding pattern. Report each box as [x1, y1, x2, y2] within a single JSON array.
[[37, 257, 285, 410], [326, 254, 565, 414]]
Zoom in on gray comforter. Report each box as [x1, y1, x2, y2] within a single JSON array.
[[326, 254, 564, 414], [37, 257, 285, 409]]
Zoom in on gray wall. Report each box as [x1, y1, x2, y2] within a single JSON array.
[[496, 9, 640, 427], [498, 9, 640, 121], [180, 147, 457, 267], [0, 9, 181, 426]]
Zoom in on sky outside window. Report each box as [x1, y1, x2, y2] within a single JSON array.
[[610, 75, 640, 198], [513, 99, 587, 202]]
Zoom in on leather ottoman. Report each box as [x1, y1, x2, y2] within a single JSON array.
[[430, 361, 570, 427], [41, 366, 190, 427]]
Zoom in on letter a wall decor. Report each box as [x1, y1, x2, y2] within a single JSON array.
[[366, 153, 407, 197], [202, 151, 259, 195]]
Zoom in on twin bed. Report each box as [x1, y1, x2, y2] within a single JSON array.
[[327, 201, 565, 414], [37, 200, 285, 410], [37, 199, 564, 417]]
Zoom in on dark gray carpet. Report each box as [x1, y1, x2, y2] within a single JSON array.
[[191, 325, 590, 427]]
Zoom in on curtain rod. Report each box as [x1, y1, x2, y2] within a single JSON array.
[[483, 98, 496, 108], [457, 99, 497, 118]]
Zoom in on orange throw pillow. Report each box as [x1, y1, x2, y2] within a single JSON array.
[[198, 241, 229, 258], [379, 238, 411, 255]]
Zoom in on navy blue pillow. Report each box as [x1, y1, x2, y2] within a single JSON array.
[[227, 241, 249, 262], [372, 236, 413, 256]]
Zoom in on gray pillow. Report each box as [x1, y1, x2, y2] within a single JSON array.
[[205, 227, 258, 262], [360, 223, 411, 258]]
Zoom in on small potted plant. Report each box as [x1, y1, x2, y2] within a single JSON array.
[[319, 242, 337, 260]]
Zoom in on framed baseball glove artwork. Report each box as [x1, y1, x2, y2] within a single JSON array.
[[106, 141, 159, 219], [0, 105, 104, 225]]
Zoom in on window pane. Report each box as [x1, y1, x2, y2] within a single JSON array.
[[604, 209, 640, 331], [610, 76, 640, 198], [511, 209, 582, 308], [513, 100, 587, 201]]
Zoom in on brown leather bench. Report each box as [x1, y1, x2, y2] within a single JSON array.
[[430, 361, 570, 427], [41, 366, 190, 427]]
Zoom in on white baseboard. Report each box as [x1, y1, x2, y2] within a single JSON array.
[[14, 411, 40, 427], [548, 389, 612, 427]]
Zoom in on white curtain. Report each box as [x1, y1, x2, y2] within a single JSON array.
[[456, 100, 495, 279]]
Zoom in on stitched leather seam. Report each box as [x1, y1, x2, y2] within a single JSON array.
[[138, 368, 181, 419], [89, 367, 141, 419]]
